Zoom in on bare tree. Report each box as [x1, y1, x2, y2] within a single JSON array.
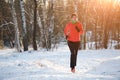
[[19, 0, 28, 51], [42, 0, 49, 50], [33, 0, 37, 50], [9, 0, 21, 52]]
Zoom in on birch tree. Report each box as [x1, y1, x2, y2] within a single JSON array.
[[47, 0, 54, 49], [40, 0, 49, 50], [19, 0, 28, 51], [9, 0, 21, 52]]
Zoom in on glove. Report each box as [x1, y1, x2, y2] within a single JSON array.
[[75, 26, 80, 32], [66, 35, 68, 39]]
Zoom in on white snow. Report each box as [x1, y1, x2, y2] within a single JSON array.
[[0, 44, 120, 80]]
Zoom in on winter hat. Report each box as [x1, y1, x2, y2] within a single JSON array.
[[71, 13, 77, 18]]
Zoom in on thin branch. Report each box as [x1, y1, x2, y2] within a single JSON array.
[[0, 22, 14, 28]]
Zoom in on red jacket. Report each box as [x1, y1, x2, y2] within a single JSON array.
[[64, 22, 84, 42]]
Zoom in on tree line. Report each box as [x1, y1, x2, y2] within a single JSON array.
[[0, 0, 120, 52]]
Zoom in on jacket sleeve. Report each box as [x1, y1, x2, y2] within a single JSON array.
[[64, 23, 70, 36], [78, 23, 84, 34]]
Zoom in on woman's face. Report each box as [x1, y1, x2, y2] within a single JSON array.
[[72, 16, 77, 21]]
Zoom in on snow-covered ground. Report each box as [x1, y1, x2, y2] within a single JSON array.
[[0, 44, 120, 80]]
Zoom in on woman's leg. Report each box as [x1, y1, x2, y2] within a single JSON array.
[[74, 41, 80, 66], [68, 41, 80, 70], [68, 41, 75, 69], [70, 41, 80, 68]]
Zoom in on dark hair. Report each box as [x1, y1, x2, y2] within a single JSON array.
[[71, 13, 77, 18]]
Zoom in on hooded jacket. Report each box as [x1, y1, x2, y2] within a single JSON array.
[[64, 21, 84, 42]]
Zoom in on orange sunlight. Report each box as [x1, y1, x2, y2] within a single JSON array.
[[104, 0, 120, 3]]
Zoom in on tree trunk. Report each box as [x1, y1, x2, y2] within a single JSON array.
[[19, 0, 28, 51], [9, 0, 21, 52], [103, 25, 108, 49], [117, 23, 120, 49], [42, 0, 49, 50], [33, 0, 37, 50], [47, 0, 54, 50], [0, 30, 4, 49], [95, 24, 97, 49]]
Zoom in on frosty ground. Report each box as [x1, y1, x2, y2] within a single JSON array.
[[0, 44, 120, 80]]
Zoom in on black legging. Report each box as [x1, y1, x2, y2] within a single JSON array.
[[68, 41, 80, 69]]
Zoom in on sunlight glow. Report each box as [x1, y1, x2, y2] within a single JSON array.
[[105, 0, 120, 2], [101, 0, 120, 7]]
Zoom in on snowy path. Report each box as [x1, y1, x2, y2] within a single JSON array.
[[0, 46, 120, 80]]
